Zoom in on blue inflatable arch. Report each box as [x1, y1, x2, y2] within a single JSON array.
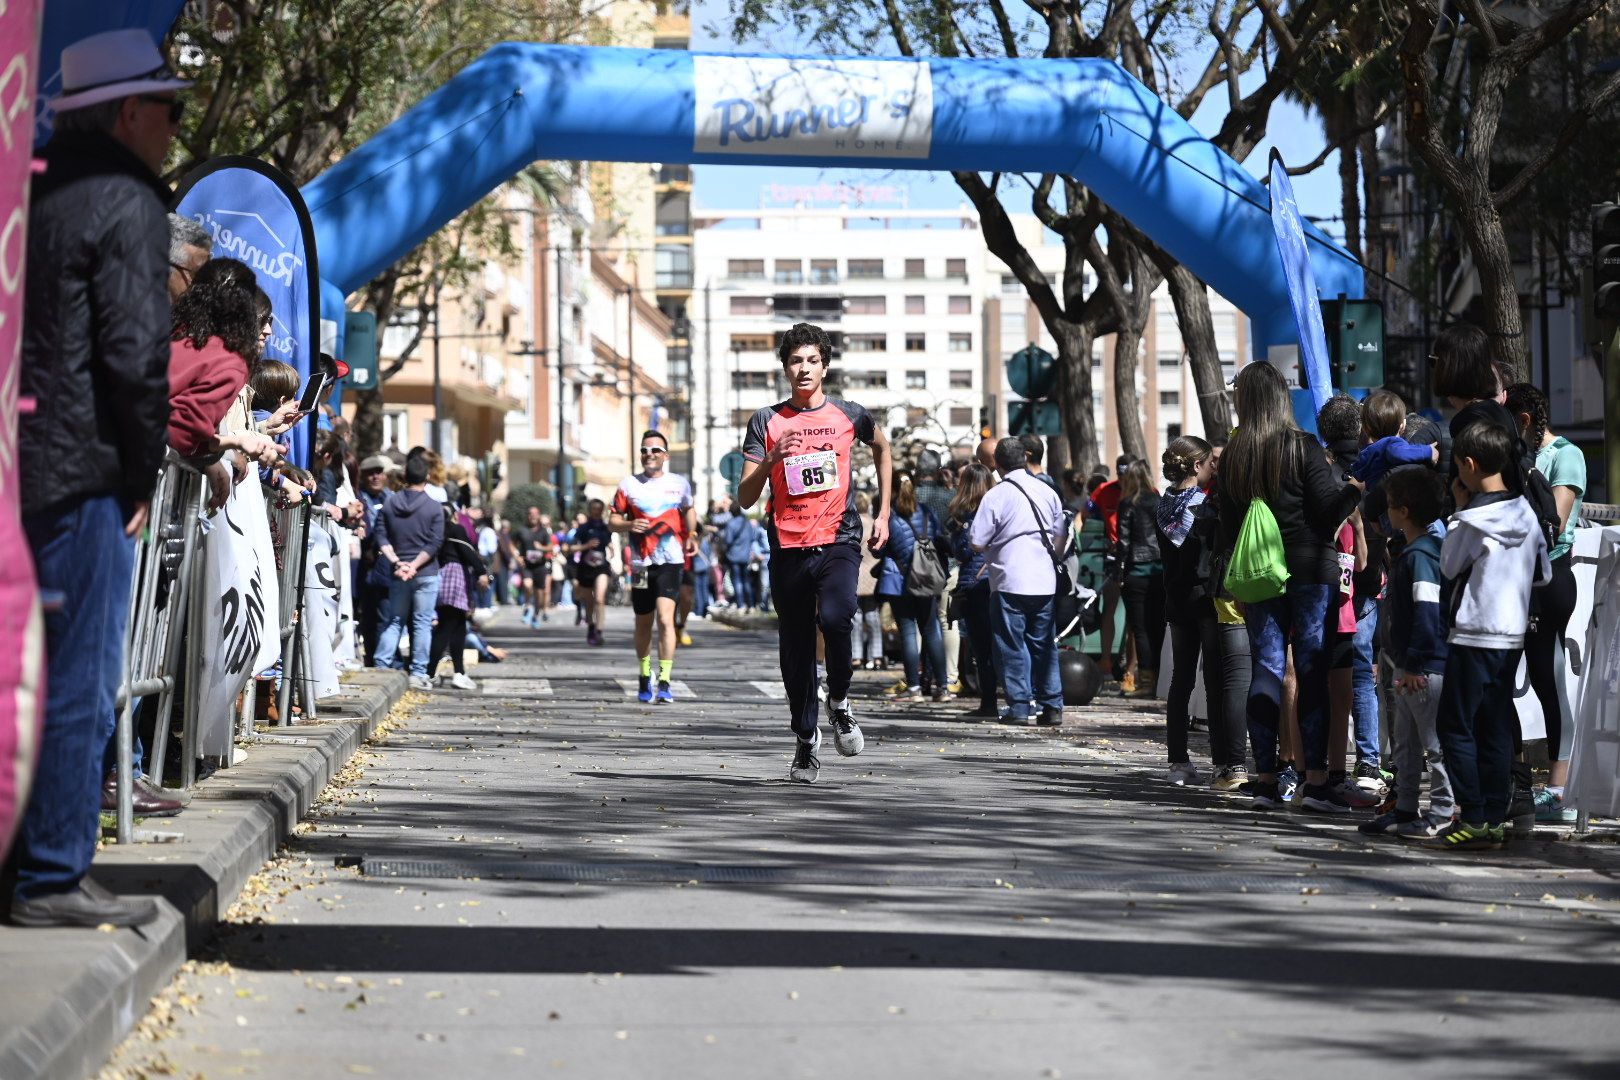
[[302, 45, 1364, 356]]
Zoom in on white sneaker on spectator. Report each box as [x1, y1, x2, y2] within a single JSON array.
[[1167, 762, 1201, 786], [409, 675, 433, 691], [449, 672, 476, 691]]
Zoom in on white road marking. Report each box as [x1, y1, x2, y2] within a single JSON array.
[[750, 681, 788, 700], [1435, 865, 1499, 878], [480, 679, 552, 697]]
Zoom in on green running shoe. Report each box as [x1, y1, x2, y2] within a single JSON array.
[[1427, 820, 1504, 852]]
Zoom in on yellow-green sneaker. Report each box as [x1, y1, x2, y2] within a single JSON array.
[[1427, 820, 1504, 852]]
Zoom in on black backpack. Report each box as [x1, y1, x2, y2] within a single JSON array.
[[1516, 445, 1562, 557]]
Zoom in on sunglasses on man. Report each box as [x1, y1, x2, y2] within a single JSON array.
[[138, 94, 185, 124]]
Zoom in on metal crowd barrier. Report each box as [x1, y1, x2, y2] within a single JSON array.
[[263, 493, 329, 727], [110, 461, 330, 844], [112, 453, 205, 844]]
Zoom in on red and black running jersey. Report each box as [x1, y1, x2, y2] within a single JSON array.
[[743, 398, 876, 549]]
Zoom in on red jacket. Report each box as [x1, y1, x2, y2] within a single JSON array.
[[167, 336, 249, 456], [1089, 479, 1122, 544]]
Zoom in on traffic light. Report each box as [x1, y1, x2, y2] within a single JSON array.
[[1595, 202, 1620, 323]]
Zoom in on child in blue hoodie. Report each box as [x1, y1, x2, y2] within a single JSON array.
[[1353, 390, 1438, 487], [1429, 422, 1549, 851], [1360, 467, 1455, 840]]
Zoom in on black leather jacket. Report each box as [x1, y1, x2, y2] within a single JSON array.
[[20, 131, 172, 518], [1115, 490, 1162, 569]]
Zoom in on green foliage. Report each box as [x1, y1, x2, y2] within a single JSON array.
[[503, 483, 558, 524], [167, 1, 592, 335]]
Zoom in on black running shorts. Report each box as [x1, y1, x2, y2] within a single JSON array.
[[630, 563, 682, 615]]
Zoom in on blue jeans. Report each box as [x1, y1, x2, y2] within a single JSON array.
[[894, 594, 947, 690], [101, 702, 145, 778], [1351, 595, 1380, 768], [1244, 583, 1334, 775], [992, 591, 1063, 718], [374, 573, 441, 677], [727, 561, 754, 609], [1438, 644, 1521, 825], [16, 496, 135, 900], [692, 568, 712, 616]]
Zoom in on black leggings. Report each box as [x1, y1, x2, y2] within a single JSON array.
[[1526, 552, 1577, 762], [429, 607, 469, 676], [1218, 619, 1252, 767], [957, 585, 999, 711], [1167, 610, 1245, 768], [1121, 571, 1166, 672]]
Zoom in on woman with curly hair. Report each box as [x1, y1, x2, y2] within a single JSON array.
[[167, 257, 281, 506]]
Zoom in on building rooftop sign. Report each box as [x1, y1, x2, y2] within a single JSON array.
[[761, 181, 908, 208]]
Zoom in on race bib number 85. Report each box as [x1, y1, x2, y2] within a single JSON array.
[[783, 449, 838, 497]]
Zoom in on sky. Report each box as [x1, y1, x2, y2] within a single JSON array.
[[685, 0, 1349, 242]]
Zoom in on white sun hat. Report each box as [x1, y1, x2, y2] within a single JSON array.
[[49, 28, 190, 114]]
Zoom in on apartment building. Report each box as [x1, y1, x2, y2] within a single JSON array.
[[689, 199, 1249, 506], [691, 204, 1013, 507]]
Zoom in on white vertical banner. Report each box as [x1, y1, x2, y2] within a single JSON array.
[[334, 522, 356, 668], [242, 481, 282, 675], [1568, 527, 1620, 817], [304, 521, 341, 699], [196, 480, 271, 758]]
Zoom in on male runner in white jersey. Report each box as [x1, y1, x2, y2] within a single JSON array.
[[611, 429, 697, 704], [738, 322, 891, 783]]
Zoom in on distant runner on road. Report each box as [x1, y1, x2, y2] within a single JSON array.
[[612, 430, 697, 704], [567, 498, 614, 647], [738, 322, 892, 783]]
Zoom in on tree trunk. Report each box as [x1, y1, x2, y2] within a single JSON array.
[[1338, 109, 1364, 266], [1457, 201, 1531, 381], [1045, 432, 1069, 482], [352, 388, 384, 458], [1359, 125, 1381, 280], [1111, 321, 1147, 464], [1052, 321, 1099, 472], [1160, 263, 1233, 441]]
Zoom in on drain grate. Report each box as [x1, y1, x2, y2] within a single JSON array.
[[340, 856, 1620, 902]]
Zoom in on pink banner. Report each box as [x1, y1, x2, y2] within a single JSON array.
[[0, 0, 45, 866]]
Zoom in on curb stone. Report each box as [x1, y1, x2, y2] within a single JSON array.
[[0, 668, 407, 1080]]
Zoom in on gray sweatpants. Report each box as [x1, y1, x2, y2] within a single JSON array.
[[1390, 661, 1456, 820]]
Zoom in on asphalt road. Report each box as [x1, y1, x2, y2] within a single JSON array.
[[101, 606, 1620, 1080]]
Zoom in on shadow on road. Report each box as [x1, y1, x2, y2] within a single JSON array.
[[210, 920, 1620, 1004]]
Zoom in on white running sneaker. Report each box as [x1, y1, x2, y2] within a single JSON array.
[[1167, 762, 1201, 786], [830, 707, 864, 757], [408, 675, 434, 691], [790, 728, 821, 784], [449, 672, 476, 691]]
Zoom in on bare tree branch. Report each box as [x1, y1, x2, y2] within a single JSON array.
[[1493, 67, 1620, 208], [987, 0, 1021, 58], [882, 0, 916, 55]]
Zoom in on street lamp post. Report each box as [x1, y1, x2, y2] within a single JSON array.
[[625, 284, 637, 464], [731, 343, 743, 452], [554, 243, 568, 519]]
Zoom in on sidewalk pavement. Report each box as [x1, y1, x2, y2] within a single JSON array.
[[0, 668, 406, 1080]]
